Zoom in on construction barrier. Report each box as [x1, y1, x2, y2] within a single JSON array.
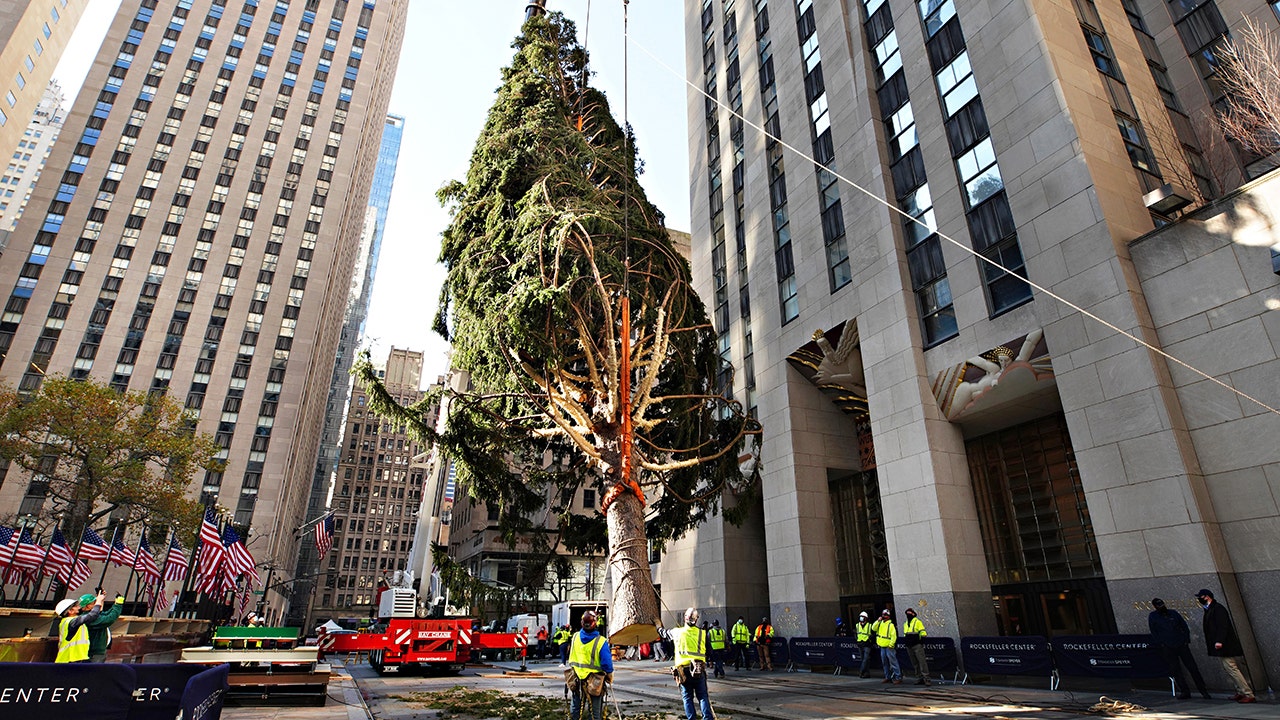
[[0, 662, 228, 720], [1051, 635, 1168, 679]]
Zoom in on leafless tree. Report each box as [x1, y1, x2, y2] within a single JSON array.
[[1217, 17, 1280, 160]]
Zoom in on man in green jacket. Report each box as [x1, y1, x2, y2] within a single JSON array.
[[81, 591, 125, 662]]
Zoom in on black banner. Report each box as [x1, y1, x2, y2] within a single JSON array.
[[1052, 635, 1168, 679], [0, 663, 135, 720], [128, 665, 207, 720], [788, 637, 868, 667], [766, 637, 788, 666], [898, 637, 958, 674], [960, 636, 1053, 676], [179, 665, 229, 720]]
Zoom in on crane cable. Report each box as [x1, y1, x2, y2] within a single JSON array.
[[621, 31, 1280, 420]]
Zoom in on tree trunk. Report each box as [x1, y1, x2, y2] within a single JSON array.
[[604, 489, 660, 646]]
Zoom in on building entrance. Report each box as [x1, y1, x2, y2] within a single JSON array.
[[966, 413, 1115, 636]]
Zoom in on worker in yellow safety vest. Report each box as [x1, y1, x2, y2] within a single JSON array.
[[731, 616, 751, 670], [567, 611, 612, 720], [854, 611, 874, 678], [871, 609, 901, 683], [53, 591, 104, 663], [553, 624, 572, 666], [902, 608, 930, 685], [707, 619, 727, 678], [673, 608, 714, 720]]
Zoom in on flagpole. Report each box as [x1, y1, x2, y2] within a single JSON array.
[[95, 524, 121, 592], [22, 525, 52, 606], [122, 526, 141, 606], [180, 518, 205, 619]]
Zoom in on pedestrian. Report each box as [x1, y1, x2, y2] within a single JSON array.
[[901, 608, 929, 685], [537, 625, 548, 659], [754, 616, 774, 671], [554, 624, 572, 666], [834, 617, 849, 637], [1148, 598, 1210, 700], [673, 608, 714, 720], [1196, 589, 1255, 703], [567, 611, 612, 720], [654, 624, 670, 661], [83, 591, 126, 662], [53, 591, 104, 663], [707, 619, 727, 678], [731, 616, 751, 670], [871, 609, 901, 683], [855, 612, 874, 678]]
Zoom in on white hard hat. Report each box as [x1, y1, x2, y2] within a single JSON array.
[[55, 598, 76, 616], [684, 607, 699, 625], [859, 611, 868, 619]]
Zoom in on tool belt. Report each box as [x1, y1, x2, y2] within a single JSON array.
[[672, 660, 706, 685], [567, 670, 607, 697]]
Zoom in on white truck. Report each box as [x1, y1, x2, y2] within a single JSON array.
[[551, 601, 609, 633], [505, 612, 548, 636]]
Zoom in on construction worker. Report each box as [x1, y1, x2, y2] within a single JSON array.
[[872, 609, 901, 683], [707, 619, 727, 678], [53, 591, 104, 663], [673, 608, 714, 720], [902, 608, 930, 684], [83, 591, 126, 662], [854, 611, 874, 678], [536, 625, 548, 659], [754, 616, 774, 671], [731, 616, 751, 670], [567, 611, 612, 720], [553, 624, 572, 666]]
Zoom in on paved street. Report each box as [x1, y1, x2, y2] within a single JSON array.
[[224, 656, 1275, 720]]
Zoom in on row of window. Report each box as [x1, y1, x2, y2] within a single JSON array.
[[0, 0, 66, 129]]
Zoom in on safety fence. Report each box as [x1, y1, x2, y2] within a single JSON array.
[[0, 662, 229, 719], [779, 634, 1173, 693]]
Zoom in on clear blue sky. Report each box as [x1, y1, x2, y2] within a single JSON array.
[[55, 0, 692, 386]]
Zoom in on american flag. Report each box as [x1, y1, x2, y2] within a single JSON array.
[[107, 534, 134, 568], [222, 526, 260, 585], [45, 527, 74, 576], [162, 532, 188, 582], [314, 511, 335, 560], [133, 532, 161, 581], [78, 527, 111, 562], [57, 558, 92, 591], [0, 526, 14, 567], [9, 527, 45, 570], [196, 509, 225, 595]]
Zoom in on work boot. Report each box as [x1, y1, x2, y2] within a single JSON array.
[[893, 679, 902, 685], [881, 678, 892, 684], [1238, 696, 1257, 704], [915, 677, 925, 685], [859, 671, 869, 679]]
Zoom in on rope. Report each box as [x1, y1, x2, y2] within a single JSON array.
[[1087, 695, 1149, 714], [621, 35, 1280, 420]]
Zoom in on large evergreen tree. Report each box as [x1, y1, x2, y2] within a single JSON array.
[[354, 11, 760, 643]]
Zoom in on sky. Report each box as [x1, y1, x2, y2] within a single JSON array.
[[54, 0, 692, 387]]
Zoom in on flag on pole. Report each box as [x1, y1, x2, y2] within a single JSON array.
[[45, 527, 74, 577], [0, 526, 15, 566], [162, 532, 188, 582], [196, 509, 225, 595], [237, 579, 253, 620], [133, 532, 161, 581], [314, 511, 334, 560], [223, 526, 260, 585], [107, 534, 134, 568], [78, 527, 111, 562], [9, 527, 45, 570], [57, 558, 92, 590]]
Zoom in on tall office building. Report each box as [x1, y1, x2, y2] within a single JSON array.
[[672, 0, 1278, 689], [0, 0, 88, 169], [287, 112, 403, 626], [1, 81, 68, 235], [306, 346, 427, 626], [0, 0, 409, 619]]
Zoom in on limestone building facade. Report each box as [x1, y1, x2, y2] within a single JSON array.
[[0, 0, 88, 171], [0, 0, 410, 620], [669, 0, 1279, 691]]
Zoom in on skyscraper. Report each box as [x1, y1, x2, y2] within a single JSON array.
[[287, 112, 403, 625], [0, 0, 89, 168], [1, 81, 67, 236], [672, 0, 1277, 685], [0, 0, 410, 619], [307, 346, 427, 626]]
